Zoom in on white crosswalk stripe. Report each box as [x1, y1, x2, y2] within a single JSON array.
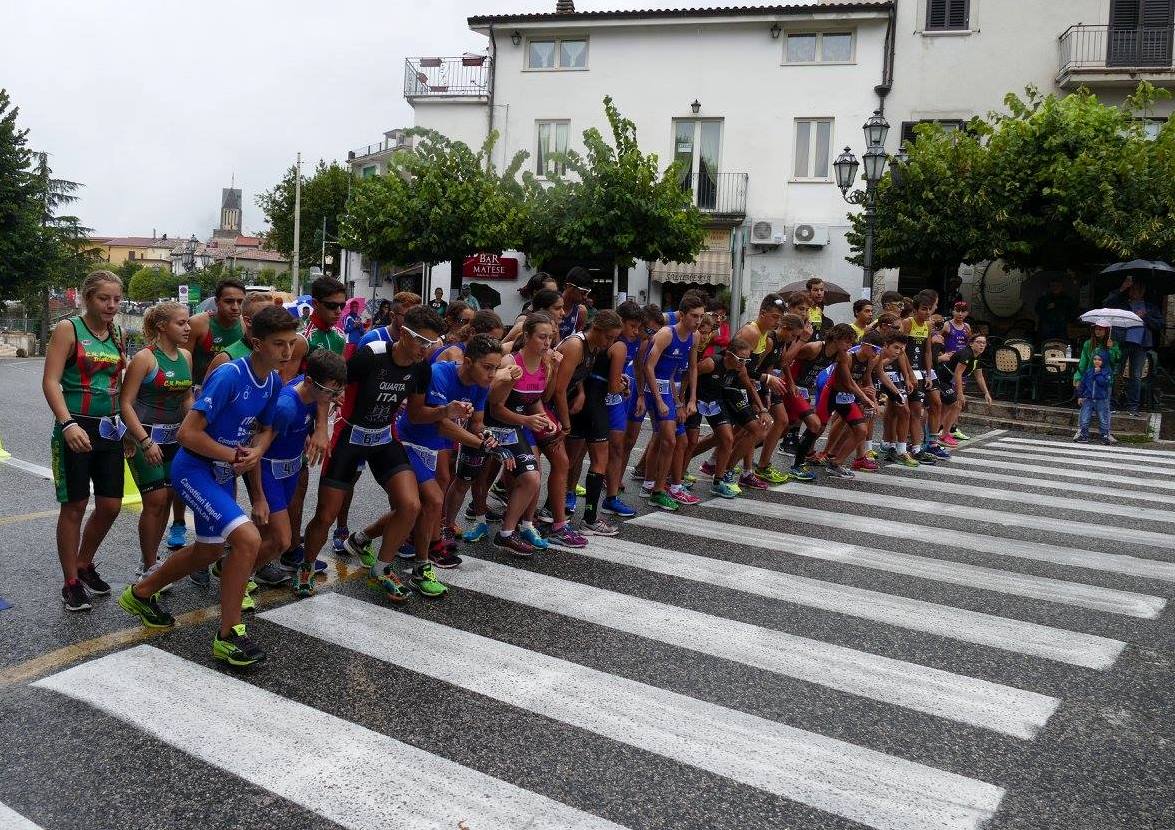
[[0, 802, 44, 830], [703, 498, 1175, 584], [948, 454, 1175, 492], [579, 535, 1126, 667], [996, 435, 1175, 460], [264, 593, 1007, 830], [766, 482, 1175, 551], [443, 556, 1060, 739], [965, 446, 1175, 478], [985, 441, 1175, 470], [35, 645, 630, 830]]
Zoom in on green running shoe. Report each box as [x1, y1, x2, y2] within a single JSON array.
[[649, 491, 679, 512], [950, 427, 971, 441], [118, 585, 175, 629], [897, 452, 921, 468], [410, 562, 448, 598], [212, 624, 265, 667], [240, 591, 256, 614], [294, 562, 316, 599], [344, 532, 377, 568], [367, 565, 411, 604], [755, 465, 789, 485], [574, 483, 586, 497], [683, 472, 698, 485], [710, 480, 739, 499]]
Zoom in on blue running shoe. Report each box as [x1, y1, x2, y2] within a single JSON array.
[[519, 525, 549, 550], [463, 522, 490, 544], [601, 495, 637, 518], [565, 490, 577, 515], [928, 444, 952, 460], [788, 464, 817, 482], [332, 527, 349, 554], [166, 523, 187, 549], [397, 542, 416, 561]]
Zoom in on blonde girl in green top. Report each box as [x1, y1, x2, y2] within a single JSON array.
[[42, 270, 127, 612], [120, 301, 193, 582]]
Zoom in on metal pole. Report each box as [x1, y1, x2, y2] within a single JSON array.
[[291, 152, 302, 296], [862, 183, 876, 301], [321, 216, 326, 273]]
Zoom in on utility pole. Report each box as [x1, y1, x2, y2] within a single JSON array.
[[320, 216, 327, 273], [291, 152, 302, 295]]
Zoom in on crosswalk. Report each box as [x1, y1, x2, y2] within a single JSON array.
[[16, 432, 1175, 830]]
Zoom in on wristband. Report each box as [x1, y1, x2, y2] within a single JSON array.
[[60, 419, 80, 433], [139, 436, 155, 450]]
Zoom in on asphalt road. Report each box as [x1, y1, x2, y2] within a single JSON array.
[[1, 356, 1173, 830]]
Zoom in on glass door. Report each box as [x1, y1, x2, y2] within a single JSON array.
[[673, 120, 722, 210]]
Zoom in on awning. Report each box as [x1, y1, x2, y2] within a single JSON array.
[[650, 249, 732, 286]]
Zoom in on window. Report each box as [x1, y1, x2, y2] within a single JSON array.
[[925, 0, 970, 31], [793, 119, 833, 179], [784, 31, 855, 63], [128, 250, 136, 260], [899, 119, 965, 146], [361, 165, 378, 178], [536, 120, 570, 176], [673, 119, 723, 209], [527, 37, 588, 69]]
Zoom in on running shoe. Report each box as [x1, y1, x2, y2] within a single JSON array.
[[332, 527, 349, 555], [950, 427, 971, 441], [488, 481, 509, 510], [493, 532, 536, 558], [574, 483, 586, 497], [464, 506, 504, 524], [914, 449, 938, 465], [565, 491, 577, 515], [787, 464, 817, 482], [440, 525, 459, 552], [640, 480, 654, 496], [368, 565, 411, 603], [927, 444, 952, 460], [825, 463, 856, 478], [213, 624, 265, 668], [683, 472, 697, 486], [253, 561, 292, 586], [343, 532, 378, 567], [583, 517, 620, 536], [77, 564, 111, 596], [648, 491, 680, 512], [166, 523, 187, 549], [546, 523, 589, 548], [535, 506, 556, 525], [754, 465, 789, 486], [189, 566, 210, 587], [1102, 434, 1118, 444], [808, 451, 829, 467], [1073, 433, 1090, 443], [630, 467, 645, 481], [700, 460, 716, 477], [240, 590, 256, 614], [896, 452, 920, 468], [519, 525, 550, 550], [117, 585, 173, 628], [397, 542, 416, 561], [294, 563, 316, 598], [136, 554, 174, 594], [710, 480, 739, 499], [850, 457, 880, 473], [721, 470, 742, 494], [62, 579, 91, 612], [738, 471, 770, 491], [882, 446, 899, 463], [601, 495, 637, 518], [279, 545, 326, 572], [410, 563, 448, 598], [938, 432, 959, 448], [463, 522, 491, 543], [865, 449, 879, 461], [668, 484, 702, 506], [431, 547, 463, 570]]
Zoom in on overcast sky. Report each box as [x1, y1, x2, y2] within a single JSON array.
[[1, 0, 722, 239]]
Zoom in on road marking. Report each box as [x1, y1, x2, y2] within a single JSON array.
[[0, 455, 53, 480], [0, 801, 45, 830], [996, 436, 1175, 460], [830, 473, 1175, 524], [705, 497, 1175, 585], [986, 441, 1175, 471], [266, 593, 1007, 830], [898, 464, 1175, 509], [964, 447, 1175, 478], [769, 481, 1175, 551], [448, 557, 1058, 739], [576, 535, 1125, 669], [35, 645, 627, 830], [948, 455, 1175, 493], [0, 509, 59, 527]]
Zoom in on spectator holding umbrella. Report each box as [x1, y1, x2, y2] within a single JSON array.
[[1103, 274, 1163, 416], [1072, 319, 1120, 389]]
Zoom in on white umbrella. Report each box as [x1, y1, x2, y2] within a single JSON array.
[[1079, 308, 1143, 328]]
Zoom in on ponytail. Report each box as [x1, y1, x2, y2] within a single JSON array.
[[143, 301, 186, 346]]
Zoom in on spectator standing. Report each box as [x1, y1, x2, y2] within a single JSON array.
[[1034, 278, 1077, 344], [371, 300, 392, 328], [1072, 320, 1120, 387], [1104, 275, 1163, 416], [458, 285, 481, 311], [1075, 351, 1115, 444], [428, 287, 448, 316]]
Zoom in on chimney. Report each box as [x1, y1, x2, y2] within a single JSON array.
[[556, 0, 574, 13]]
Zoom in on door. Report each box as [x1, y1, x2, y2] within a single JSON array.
[[672, 120, 722, 210], [1108, 0, 1174, 67]]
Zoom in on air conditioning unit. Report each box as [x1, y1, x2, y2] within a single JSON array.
[[749, 219, 786, 247], [792, 222, 829, 247]]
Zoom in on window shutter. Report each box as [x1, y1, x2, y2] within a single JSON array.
[[926, 0, 947, 29], [1110, 0, 1140, 27], [1141, 0, 1174, 27], [926, 0, 969, 30], [947, 0, 969, 28]]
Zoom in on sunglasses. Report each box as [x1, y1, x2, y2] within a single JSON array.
[[730, 354, 751, 363], [318, 300, 346, 311], [400, 324, 441, 348], [310, 378, 344, 398]]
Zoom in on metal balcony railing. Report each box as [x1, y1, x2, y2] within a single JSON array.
[[1059, 24, 1175, 74], [682, 172, 748, 217], [404, 56, 491, 100]]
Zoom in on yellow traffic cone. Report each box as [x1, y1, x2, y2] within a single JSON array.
[[122, 459, 142, 506], [0, 434, 10, 460]]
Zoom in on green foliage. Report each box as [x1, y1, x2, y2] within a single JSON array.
[[849, 83, 1175, 274], [256, 160, 351, 274], [127, 266, 175, 301], [340, 129, 527, 288], [113, 258, 141, 281], [0, 88, 46, 300], [521, 97, 705, 270]]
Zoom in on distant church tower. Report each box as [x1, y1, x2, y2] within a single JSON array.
[[214, 178, 242, 239]]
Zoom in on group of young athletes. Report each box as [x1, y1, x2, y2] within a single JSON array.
[[43, 267, 991, 668]]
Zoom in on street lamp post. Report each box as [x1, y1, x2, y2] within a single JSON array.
[[833, 110, 892, 301]]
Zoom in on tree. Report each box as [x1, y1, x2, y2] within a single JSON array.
[[521, 97, 705, 272], [0, 89, 43, 301], [127, 266, 175, 301], [256, 160, 351, 276], [340, 129, 527, 291]]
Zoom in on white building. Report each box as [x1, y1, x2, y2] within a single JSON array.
[[344, 0, 1175, 324]]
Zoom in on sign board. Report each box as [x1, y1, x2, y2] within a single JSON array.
[[188, 284, 201, 304], [462, 254, 519, 280], [177, 284, 189, 304]]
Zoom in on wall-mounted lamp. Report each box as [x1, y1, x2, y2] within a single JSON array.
[[690, 99, 701, 114], [770, 22, 781, 39], [511, 30, 522, 46]]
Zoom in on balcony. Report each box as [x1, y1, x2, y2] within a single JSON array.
[[684, 172, 748, 221], [404, 56, 491, 102], [1058, 24, 1175, 89]]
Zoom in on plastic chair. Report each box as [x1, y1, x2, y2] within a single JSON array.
[[1039, 345, 1072, 402], [991, 346, 1027, 403], [1041, 338, 1069, 354]]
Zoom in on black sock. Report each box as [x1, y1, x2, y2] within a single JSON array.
[[584, 471, 605, 524], [795, 430, 819, 467]]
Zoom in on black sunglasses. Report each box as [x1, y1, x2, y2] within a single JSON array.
[[318, 300, 346, 311]]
